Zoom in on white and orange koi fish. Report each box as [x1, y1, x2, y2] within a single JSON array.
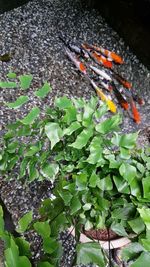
[[65, 48, 87, 75]]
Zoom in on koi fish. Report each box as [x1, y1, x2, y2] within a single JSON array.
[[100, 80, 113, 91], [112, 71, 132, 89], [90, 65, 112, 81], [59, 35, 89, 58], [91, 51, 113, 69], [112, 82, 129, 110], [93, 45, 124, 64], [90, 79, 117, 113], [133, 94, 145, 105], [83, 43, 124, 64], [82, 44, 112, 69], [130, 98, 141, 124], [65, 48, 87, 75]]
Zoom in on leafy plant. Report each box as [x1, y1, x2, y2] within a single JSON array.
[[0, 74, 150, 266]]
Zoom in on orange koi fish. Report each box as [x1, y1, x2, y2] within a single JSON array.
[[82, 43, 124, 64], [65, 48, 87, 75], [112, 83, 129, 110], [93, 45, 124, 64], [90, 79, 117, 113], [112, 71, 132, 89], [92, 51, 113, 69], [82, 44, 112, 69], [130, 98, 141, 124]]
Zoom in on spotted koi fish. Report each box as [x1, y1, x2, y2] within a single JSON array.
[[90, 79, 117, 113], [82, 44, 112, 69], [93, 45, 124, 64], [65, 48, 87, 75], [112, 71, 132, 89], [82, 43, 124, 64], [112, 82, 129, 110]]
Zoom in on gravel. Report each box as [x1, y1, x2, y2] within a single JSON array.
[[0, 0, 150, 266]]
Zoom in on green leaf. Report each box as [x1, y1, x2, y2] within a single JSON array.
[[83, 203, 92, 211], [15, 237, 31, 257], [41, 163, 59, 182], [75, 173, 87, 191], [34, 221, 51, 238], [4, 238, 31, 267], [7, 141, 19, 153], [85, 220, 93, 230], [0, 81, 17, 88], [76, 242, 105, 267], [63, 106, 77, 124], [120, 147, 131, 159], [119, 132, 138, 149], [70, 196, 81, 215], [89, 172, 99, 188], [96, 114, 121, 134], [19, 74, 33, 89], [72, 97, 84, 108], [130, 252, 150, 267], [6, 96, 29, 109], [142, 176, 150, 199], [128, 217, 145, 234], [119, 163, 137, 183], [94, 103, 108, 119], [97, 175, 113, 191], [58, 191, 73, 206], [4, 238, 19, 267], [7, 72, 17, 79], [21, 107, 40, 125], [18, 256, 31, 267], [43, 237, 58, 254], [55, 96, 72, 109], [16, 211, 33, 233], [69, 127, 93, 149], [138, 208, 150, 230], [111, 222, 128, 236], [141, 239, 150, 251], [45, 122, 63, 149], [121, 242, 145, 261], [25, 145, 40, 157], [130, 179, 141, 197], [28, 162, 39, 182], [86, 136, 103, 164], [82, 103, 94, 127], [0, 205, 4, 234], [63, 121, 81, 135], [38, 262, 54, 267], [35, 82, 52, 98]]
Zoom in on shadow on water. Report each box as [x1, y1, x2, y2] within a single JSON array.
[[0, 0, 30, 13]]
